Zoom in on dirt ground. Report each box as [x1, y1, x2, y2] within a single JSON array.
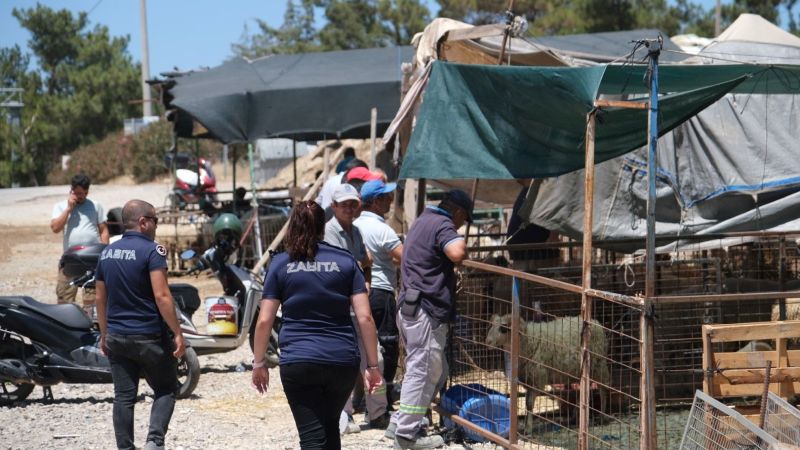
[[0, 181, 498, 449]]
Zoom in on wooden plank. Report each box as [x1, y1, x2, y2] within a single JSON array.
[[594, 99, 649, 109], [439, 41, 499, 65], [705, 321, 800, 342], [716, 381, 800, 397], [714, 350, 800, 368], [714, 367, 800, 384]]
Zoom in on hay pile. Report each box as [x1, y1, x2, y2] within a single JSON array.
[[262, 139, 378, 189]]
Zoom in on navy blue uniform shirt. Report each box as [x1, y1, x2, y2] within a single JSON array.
[[400, 207, 464, 323], [95, 231, 168, 335], [262, 242, 367, 366]]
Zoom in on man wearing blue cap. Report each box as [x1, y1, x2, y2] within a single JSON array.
[[355, 179, 403, 417], [388, 189, 471, 449]]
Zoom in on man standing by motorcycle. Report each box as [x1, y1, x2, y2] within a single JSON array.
[[95, 199, 185, 450], [51, 174, 109, 312]]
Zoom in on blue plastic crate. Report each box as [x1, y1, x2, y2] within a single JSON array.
[[441, 384, 511, 442]]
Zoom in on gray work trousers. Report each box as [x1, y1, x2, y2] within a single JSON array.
[[391, 307, 449, 440], [342, 326, 387, 421]]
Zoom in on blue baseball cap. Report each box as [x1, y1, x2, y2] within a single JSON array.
[[360, 179, 397, 201]]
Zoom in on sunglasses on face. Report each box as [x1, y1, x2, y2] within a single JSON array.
[[142, 215, 159, 225]]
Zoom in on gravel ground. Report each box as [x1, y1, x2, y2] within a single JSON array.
[[0, 183, 502, 450]]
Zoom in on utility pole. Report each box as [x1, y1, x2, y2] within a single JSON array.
[[139, 0, 153, 117], [715, 0, 721, 37]]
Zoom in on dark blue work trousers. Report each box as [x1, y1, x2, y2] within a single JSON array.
[[281, 362, 359, 450], [107, 333, 178, 450]]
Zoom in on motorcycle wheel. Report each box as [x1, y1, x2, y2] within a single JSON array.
[[248, 315, 280, 369], [175, 347, 200, 399], [0, 380, 34, 405]]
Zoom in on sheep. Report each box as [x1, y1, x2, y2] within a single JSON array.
[[485, 313, 610, 430]]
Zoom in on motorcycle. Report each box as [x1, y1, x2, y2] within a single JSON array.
[[179, 236, 280, 368], [165, 152, 218, 209], [0, 244, 201, 406]]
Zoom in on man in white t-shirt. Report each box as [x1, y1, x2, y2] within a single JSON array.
[[354, 179, 403, 412], [51, 174, 109, 310]]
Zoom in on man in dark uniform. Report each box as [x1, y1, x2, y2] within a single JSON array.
[[389, 190, 471, 449], [95, 199, 186, 450]]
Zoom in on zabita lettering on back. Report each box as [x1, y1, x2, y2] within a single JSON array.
[[100, 248, 137, 261], [286, 261, 340, 273]]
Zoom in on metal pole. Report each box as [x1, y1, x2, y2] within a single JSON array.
[[232, 145, 237, 215], [509, 276, 521, 445], [579, 110, 597, 450], [641, 38, 661, 450], [292, 140, 297, 187], [139, 0, 153, 117], [248, 143, 263, 261]]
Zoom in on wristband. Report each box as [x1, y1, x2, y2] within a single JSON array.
[[253, 359, 266, 368]]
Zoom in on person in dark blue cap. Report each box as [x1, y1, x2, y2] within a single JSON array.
[[388, 189, 471, 449]]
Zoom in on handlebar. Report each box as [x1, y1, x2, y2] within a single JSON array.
[[70, 271, 95, 288]]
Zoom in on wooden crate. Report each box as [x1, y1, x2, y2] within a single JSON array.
[[702, 321, 800, 400]]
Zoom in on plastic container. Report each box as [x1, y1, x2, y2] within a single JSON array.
[[205, 295, 239, 335], [458, 394, 511, 442], [441, 383, 510, 442]]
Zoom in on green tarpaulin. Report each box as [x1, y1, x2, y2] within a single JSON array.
[[400, 62, 800, 180]]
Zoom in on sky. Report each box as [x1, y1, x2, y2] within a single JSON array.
[[0, 0, 752, 79], [1, 0, 300, 77]]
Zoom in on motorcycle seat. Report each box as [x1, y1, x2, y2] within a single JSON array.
[[0, 296, 93, 330]]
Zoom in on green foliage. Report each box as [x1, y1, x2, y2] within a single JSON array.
[[129, 120, 174, 183], [232, 0, 430, 57], [45, 131, 129, 186], [232, 0, 319, 58], [1, 5, 140, 187]]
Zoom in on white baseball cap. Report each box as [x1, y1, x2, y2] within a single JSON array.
[[332, 183, 361, 204]]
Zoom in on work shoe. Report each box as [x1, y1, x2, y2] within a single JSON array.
[[394, 434, 445, 449], [344, 414, 361, 434], [369, 413, 391, 430], [384, 421, 397, 440], [142, 442, 165, 450]]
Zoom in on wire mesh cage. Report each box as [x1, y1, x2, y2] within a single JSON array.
[[763, 392, 800, 446], [679, 390, 778, 450]]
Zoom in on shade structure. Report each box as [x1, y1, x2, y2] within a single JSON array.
[[165, 46, 414, 143], [397, 61, 800, 180]]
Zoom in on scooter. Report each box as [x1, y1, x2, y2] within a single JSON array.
[[165, 152, 218, 209], [0, 244, 201, 405], [179, 236, 280, 368]]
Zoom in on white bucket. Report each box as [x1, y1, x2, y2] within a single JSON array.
[[205, 296, 239, 336]]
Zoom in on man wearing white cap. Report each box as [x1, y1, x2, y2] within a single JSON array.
[[324, 183, 387, 432]]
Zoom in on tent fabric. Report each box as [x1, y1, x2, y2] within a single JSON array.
[[523, 14, 800, 251], [715, 13, 800, 47], [166, 46, 414, 143], [399, 61, 766, 180]]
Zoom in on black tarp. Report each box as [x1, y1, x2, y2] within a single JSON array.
[[163, 46, 414, 143]]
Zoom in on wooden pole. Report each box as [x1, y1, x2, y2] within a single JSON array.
[[252, 145, 347, 273], [641, 39, 661, 450], [292, 140, 297, 188], [578, 110, 597, 450], [370, 107, 378, 170], [496, 0, 516, 65], [465, 179, 480, 245]]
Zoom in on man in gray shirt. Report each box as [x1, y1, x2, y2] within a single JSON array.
[[51, 174, 109, 311], [323, 182, 389, 430]]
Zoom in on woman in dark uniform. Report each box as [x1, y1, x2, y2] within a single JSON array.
[[251, 200, 383, 450]]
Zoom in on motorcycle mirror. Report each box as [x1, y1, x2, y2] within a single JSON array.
[[180, 249, 196, 260]]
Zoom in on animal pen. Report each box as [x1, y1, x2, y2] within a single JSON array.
[[395, 44, 800, 448]]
